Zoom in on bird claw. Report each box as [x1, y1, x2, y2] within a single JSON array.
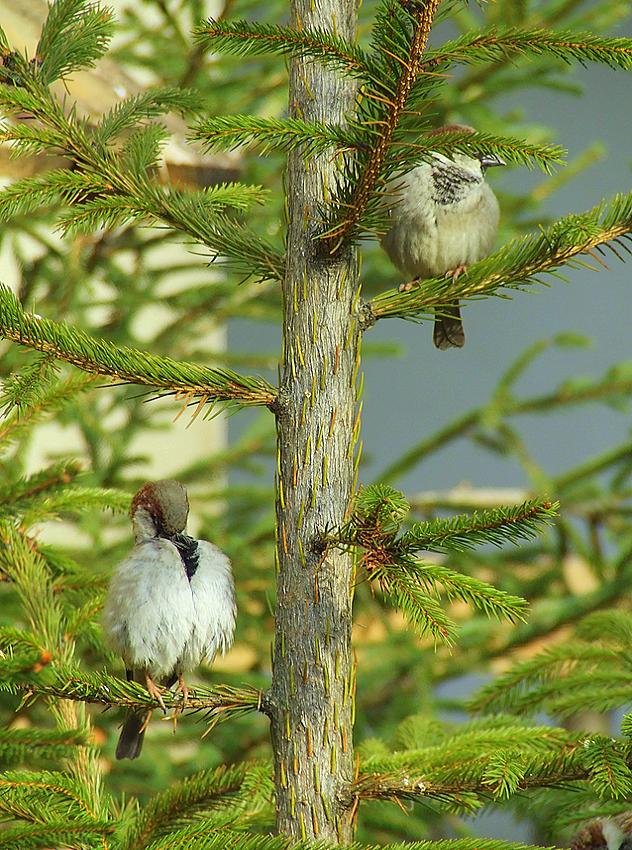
[[398, 278, 419, 293], [446, 265, 467, 281], [170, 675, 189, 733], [139, 711, 153, 734], [145, 673, 167, 713], [174, 674, 189, 713]]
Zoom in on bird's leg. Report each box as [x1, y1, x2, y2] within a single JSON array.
[[139, 710, 153, 734], [145, 672, 167, 713], [398, 276, 419, 293], [170, 675, 190, 733], [434, 265, 467, 350], [447, 264, 467, 281], [175, 673, 189, 710]]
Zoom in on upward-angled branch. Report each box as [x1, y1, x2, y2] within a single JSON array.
[[399, 499, 558, 553], [0, 287, 277, 411], [368, 192, 632, 322], [323, 0, 442, 251]]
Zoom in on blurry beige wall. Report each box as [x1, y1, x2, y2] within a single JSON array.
[[0, 0, 228, 535]]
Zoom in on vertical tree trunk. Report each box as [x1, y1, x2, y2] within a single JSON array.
[[270, 0, 359, 842]]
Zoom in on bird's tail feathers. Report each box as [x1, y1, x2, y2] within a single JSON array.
[[434, 300, 465, 350], [116, 710, 148, 760]]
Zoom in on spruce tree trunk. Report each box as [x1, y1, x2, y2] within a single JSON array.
[[270, 0, 359, 841]]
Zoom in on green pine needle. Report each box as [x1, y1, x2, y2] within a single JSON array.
[[389, 127, 565, 174], [196, 18, 370, 79], [0, 372, 97, 451], [0, 821, 113, 850], [97, 87, 203, 142], [422, 28, 632, 72], [370, 193, 632, 321], [401, 499, 559, 553], [0, 728, 89, 766], [327, 487, 550, 640], [122, 764, 250, 849], [0, 286, 277, 412], [378, 571, 457, 644], [194, 115, 355, 157], [36, 0, 115, 85], [468, 610, 632, 720], [0, 72, 283, 284], [582, 737, 632, 799], [401, 561, 529, 624], [7, 665, 264, 722]]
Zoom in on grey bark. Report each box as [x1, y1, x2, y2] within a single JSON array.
[[269, 0, 359, 842]]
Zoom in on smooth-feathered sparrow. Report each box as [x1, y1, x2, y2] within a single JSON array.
[[381, 124, 504, 350], [571, 814, 632, 850], [102, 479, 236, 760]]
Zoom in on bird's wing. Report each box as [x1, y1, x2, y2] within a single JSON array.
[[184, 541, 237, 665]]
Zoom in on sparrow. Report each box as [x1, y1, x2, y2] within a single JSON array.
[[102, 479, 236, 760], [381, 124, 504, 350], [571, 813, 632, 850]]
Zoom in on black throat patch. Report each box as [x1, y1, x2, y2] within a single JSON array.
[[170, 533, 200, 580], [431, 162, 480, 206]]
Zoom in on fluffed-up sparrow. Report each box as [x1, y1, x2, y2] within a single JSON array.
[[102, 479, 236, 759]]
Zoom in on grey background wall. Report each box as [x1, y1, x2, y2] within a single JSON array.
[[230, 35, 632, 498]]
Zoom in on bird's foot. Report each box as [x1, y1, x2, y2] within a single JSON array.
[[145, 673, 167, 713], [446, 264, 467, 281], [169, 675, 189, 733], [175, 674, 189, 712], [139, 711, 153, 734], [398, 277, 419, 293]]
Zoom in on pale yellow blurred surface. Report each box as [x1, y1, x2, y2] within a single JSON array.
[[0, 0, 229, 539]]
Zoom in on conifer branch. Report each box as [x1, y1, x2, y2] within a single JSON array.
[[350, 729, 632, 805], [35, 0, 115, 85], [322, 0, 442, 251], [193, 115, 356, 156], [118, 764, 276, 849], [0, 727, 88, 765], [0, 468, 130, 525], [0, 820, 113, 850], [368, 192, 632, 322], [421, 28, 632, 72], [194, 117, 563, 176], [0, 63, 283, 283], [97, 87, 203, 141], [0, 521, 65, 655], [388, 127, 565, 174], [400, 499, 558, 553], [378, 572, 457, 644], [334, 487, 557, 555], [0, 460, 81, 507], [122, 764, 250, 850], [197, 18, 370, 78], [6, 668, 264, 721], [132, 831, 303, 850], [468, 610, 632, 718], [0, 370, 98, 448], [324, 487, 550, 641], [0, 287, 277, 411]]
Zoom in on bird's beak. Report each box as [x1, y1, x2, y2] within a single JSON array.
[[480, 154, 506, 169]]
